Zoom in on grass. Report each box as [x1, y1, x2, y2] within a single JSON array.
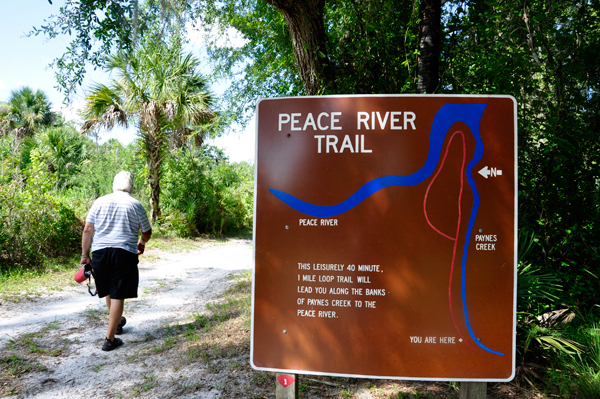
[[0, 254, 81, 301], [139, 252, 161, 264], [92, 362, 107, 372], [514, 307, 600, 399], [126, 349, 143, 364], [0, 354, 46, 376], [153, 336, 176, 353], [179, 380, 204, 390], [540, 320, 600, 398], [137, 371, 158, 393], [144, 236, 212, 253], [0, 323, 70, 396], [6, 323, 68, 357], [0, 351, 48, 396], [83, 306, 109, 325]]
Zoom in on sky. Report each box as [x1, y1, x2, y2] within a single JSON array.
[[0, 0, 256, 163]]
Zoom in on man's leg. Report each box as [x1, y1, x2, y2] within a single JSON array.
[[106, 298, 124, 340]]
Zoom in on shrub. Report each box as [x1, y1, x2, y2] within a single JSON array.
[[63, 139, 148, 218], [0, 151, 82, 270], [159, 146, 253, 236]]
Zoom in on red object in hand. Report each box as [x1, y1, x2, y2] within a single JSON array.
[[74, 264, 92, 283]]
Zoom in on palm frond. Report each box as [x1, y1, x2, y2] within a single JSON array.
[[81, 83, 129, 132], [534, 335, 584, 355]]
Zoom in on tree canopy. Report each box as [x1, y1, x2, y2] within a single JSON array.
[[33, 0, 193, 99], [198, 0, 422, 118]]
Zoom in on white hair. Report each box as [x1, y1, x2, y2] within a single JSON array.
[[113, 171, 134, 193]]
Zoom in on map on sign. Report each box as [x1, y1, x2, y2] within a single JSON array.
[[252, 95, 517, 381]]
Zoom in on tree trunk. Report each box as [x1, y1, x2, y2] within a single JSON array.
[[263, 0, 334, 95], [418, 0, 441, 94], [148, 164, 161, 223], [141, 101, 167, 224], [145, 130, 163, 224]]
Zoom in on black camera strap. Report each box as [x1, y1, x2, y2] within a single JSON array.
[[87, 281, 98, 296], [87, 266, 98, 297]]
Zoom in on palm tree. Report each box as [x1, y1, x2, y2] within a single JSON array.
[[0, 87, 58, 138], [37, 126, 90, 182], [81, 40, 215, 222]]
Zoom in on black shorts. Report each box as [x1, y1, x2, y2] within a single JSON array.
[[91, 248, 139, 300]]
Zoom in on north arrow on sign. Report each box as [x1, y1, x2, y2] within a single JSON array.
[[478, 166, 503, 179], [478, 166, 491, 179]]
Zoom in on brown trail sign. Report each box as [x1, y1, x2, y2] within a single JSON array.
[[251, 95, 517, 381]]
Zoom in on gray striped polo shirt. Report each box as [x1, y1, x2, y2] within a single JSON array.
[[86, 191, 152, 254]]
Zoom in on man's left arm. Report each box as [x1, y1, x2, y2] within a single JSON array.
[[134, 201, 152, 255], [137, 229, 152, 255]]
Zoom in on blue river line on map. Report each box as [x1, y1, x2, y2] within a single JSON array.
[[268, 102, 505, 357]]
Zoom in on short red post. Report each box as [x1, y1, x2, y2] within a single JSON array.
[[276, 373, 299, 399]]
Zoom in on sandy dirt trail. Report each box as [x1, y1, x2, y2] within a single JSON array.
[[0, 239, 253, 398]]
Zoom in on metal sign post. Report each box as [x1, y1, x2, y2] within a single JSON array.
[[252, 95, 517, 382]]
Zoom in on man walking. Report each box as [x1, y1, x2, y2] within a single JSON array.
[[81, 171, 152, 351]]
